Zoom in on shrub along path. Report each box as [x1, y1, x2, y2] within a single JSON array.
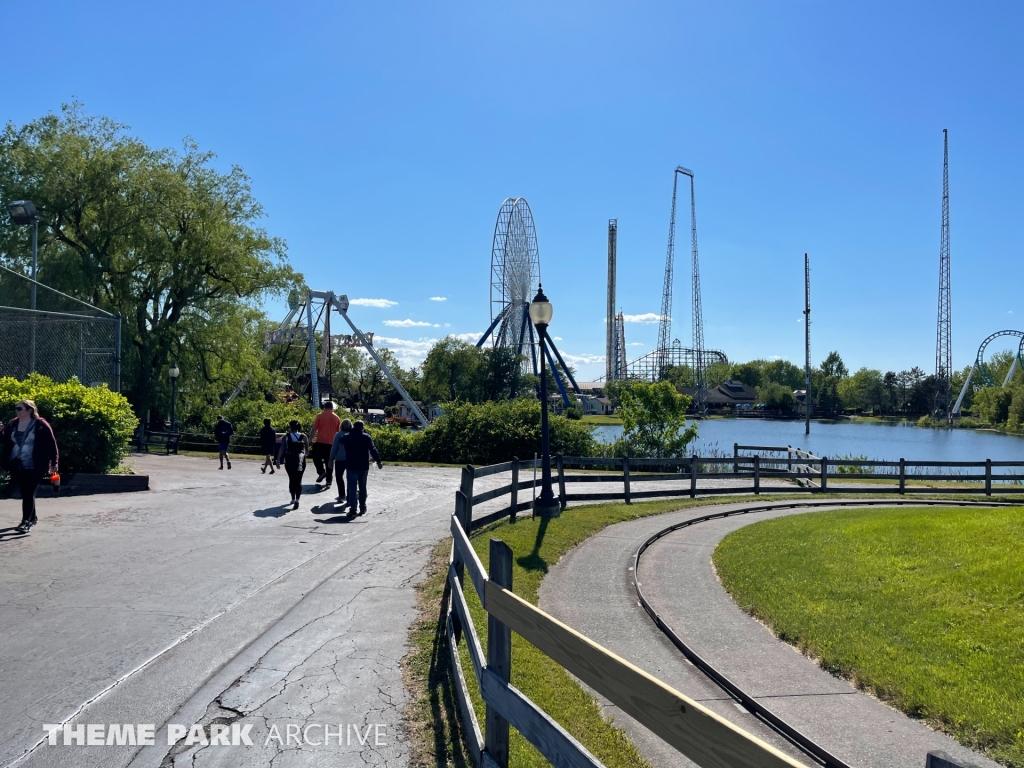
[[539, 501, 1005, 768]]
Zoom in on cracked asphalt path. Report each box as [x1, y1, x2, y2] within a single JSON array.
[[540, 501, 1001, 768], [0, 454, 459, 768]]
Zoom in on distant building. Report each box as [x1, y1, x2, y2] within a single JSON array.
[[680, 380, 757, 411], [397, 402, 443, 421], [793, 389, 810, 417], [580, 394, 614, 416]]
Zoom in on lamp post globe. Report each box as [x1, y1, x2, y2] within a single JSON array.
[[531, 285, 560, 519], [168, 364, 180, 431]]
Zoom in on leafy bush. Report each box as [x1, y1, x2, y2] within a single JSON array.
[[614, 381, 698, 458], [0, 374, 138, 473], [180, 394, 319, 437], [366, 399, 597, 466]]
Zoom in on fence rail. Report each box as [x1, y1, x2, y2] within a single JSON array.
[[448, 449, 1015, 767]]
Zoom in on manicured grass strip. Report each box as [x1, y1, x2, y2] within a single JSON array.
[[713, 506, 1024, 768]]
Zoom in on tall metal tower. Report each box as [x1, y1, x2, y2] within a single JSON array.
[[657, 173, 680, 373], [687, 170, 707, 413], [934, 129, 953, 423], [804, 253, 812, 435], [606, 219, 617, 381]]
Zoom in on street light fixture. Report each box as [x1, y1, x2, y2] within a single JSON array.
[[168, 364, 180, 431], [6, 200, 41, 308], [529, 285, 560, 519]]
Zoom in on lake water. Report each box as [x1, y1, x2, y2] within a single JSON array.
[[591, 419, 1024, 462]]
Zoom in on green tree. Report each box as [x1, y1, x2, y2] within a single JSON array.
[[838, 368, 883, 413], [420, 337, 483, 402], [729, 361, 763, 388], [481, 346, 525, 401], [820, 351, 849, 379], [762, 359, 804, 389], [974, 386, 1015, 424], [615, 380, 698, 458], [0, 104, 297, 424], [757, 381, 795, 412]]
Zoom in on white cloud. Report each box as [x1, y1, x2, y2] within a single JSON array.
[[384, 319, 436, 327], [374, 333, 482, 367], [622, 313, 666, 324], [454, 332, 483, 343], [628, 342, 644, 346], [430, 296, 447, 302], [350, 298, 398, 308], [561, 353, 605, 365], [552, 336, 563, 341]]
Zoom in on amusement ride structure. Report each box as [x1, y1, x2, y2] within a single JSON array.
[[952, 330, 1024, 417], [477, 198, 580, 406]]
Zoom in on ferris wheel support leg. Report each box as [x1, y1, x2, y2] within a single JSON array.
[[544, 341, 571, 408], [546, 337, 581, 394], [477, 305, 510, 348], [515, 303, 531, 360]]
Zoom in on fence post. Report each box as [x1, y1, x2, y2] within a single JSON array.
[[461, 465, 475, 501], [899, 458, 905, 495], [623, 457, 631, 504], [509, 457, 520, 522], [820, 456, 828, 492], [690, 454, 698, 498], [556, 454, 566, 510], [451, 491, 470, 642], [733, 442, 739, 474], [753, 455, 760, 495], [485, 539, 513, 768], [985, 459, 992, 497]]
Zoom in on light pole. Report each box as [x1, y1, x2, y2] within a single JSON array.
[[529, 286, 560, 518], [168, 364, 180, 431]]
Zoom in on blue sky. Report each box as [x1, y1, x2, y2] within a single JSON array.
[[3, 1, 1022, 381]]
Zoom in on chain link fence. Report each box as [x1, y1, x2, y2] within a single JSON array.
[[0, 265, 120, 389]]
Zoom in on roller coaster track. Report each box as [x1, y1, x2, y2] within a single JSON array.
[[631, 498, 1014, 768]]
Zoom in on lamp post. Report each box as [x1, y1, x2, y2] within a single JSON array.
[[168, 364, 180, 431], [529, 286, 560, 518], [6, 201, 41, 308]]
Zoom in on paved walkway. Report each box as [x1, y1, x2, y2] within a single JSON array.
[[0, 454, 459, 768], [539, 500, 1000, 768]]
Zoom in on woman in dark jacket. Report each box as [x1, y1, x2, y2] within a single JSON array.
[[276, 420, 308, 510], [2, 399, 59, 533], [259, 418, 277, 474]]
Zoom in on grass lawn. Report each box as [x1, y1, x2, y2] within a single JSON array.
[[713, 506, 1024, 767], [581, 414, 622, 425], [404, 495, 777, 768]]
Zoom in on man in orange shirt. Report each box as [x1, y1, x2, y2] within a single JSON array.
[[309, 401, 342, 489]]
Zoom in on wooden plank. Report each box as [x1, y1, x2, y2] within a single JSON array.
[[486, 540, 513, 767], [451, 514, 488, 603], [449, 565, 485, 682], [556, 454, 567, 510], [473, 484, 514, 505], [462, 466, 476, 497], [904, 460, 989, 467], [483, 583, 808, 768], [479, 668, 604, 768], [733, 444, 790, 453], [561, 456, 621, 468], [563, 492, 626, 502], [471, 507, 514, 531], [510, 459, 519, 523], [447, 618, 485, 764], [474, 461, 515, 478]]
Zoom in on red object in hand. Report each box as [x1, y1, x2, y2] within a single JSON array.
[[50, 472, 61, 494]]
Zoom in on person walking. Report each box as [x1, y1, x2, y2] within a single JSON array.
[[340, 420, 382, 516], [214, 415, 234, 470], [259, 418, 277, 474], [327, 418, 353, 504], [309, 401, 341, 489], [277, 420, 308, 509], [2, 399, 59, 533]]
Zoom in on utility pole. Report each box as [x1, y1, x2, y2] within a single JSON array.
[[934, 129, 953, 424], [804, 254, 812, 435], [606, 219, 617, 381]]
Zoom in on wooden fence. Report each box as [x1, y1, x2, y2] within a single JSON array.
[[458, 449, 1024, 531], [446, 505, 810, 768]]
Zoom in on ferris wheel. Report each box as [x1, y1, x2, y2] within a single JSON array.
[[488, 198, 541, 361]]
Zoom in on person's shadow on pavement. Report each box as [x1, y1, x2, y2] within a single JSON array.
[[0, 525, 30, 542], [253, 505, 292, 518], [309, 502, 361, 524]]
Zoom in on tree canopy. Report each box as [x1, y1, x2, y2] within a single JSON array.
[[0, 103, 298, 423]]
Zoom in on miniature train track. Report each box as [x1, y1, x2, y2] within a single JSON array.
[[631, 498, 1015, 768]]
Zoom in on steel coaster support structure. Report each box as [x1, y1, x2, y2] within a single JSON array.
[[606, 219, 617, 381], [952, 329, 1024, 417], [686, 169, 707, 414], [934, 129, 953, 423], [657, 170, 682, 373], [611, 311, 627, 380]]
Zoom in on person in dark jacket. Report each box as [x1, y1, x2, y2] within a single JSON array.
[[327, 418, 353, 503], [2, 399, 59, 533], [259, 419, 277, 474], [277, 420, 308, 509], [214, 415, 234, 470], [340, 420, 382, 516]]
